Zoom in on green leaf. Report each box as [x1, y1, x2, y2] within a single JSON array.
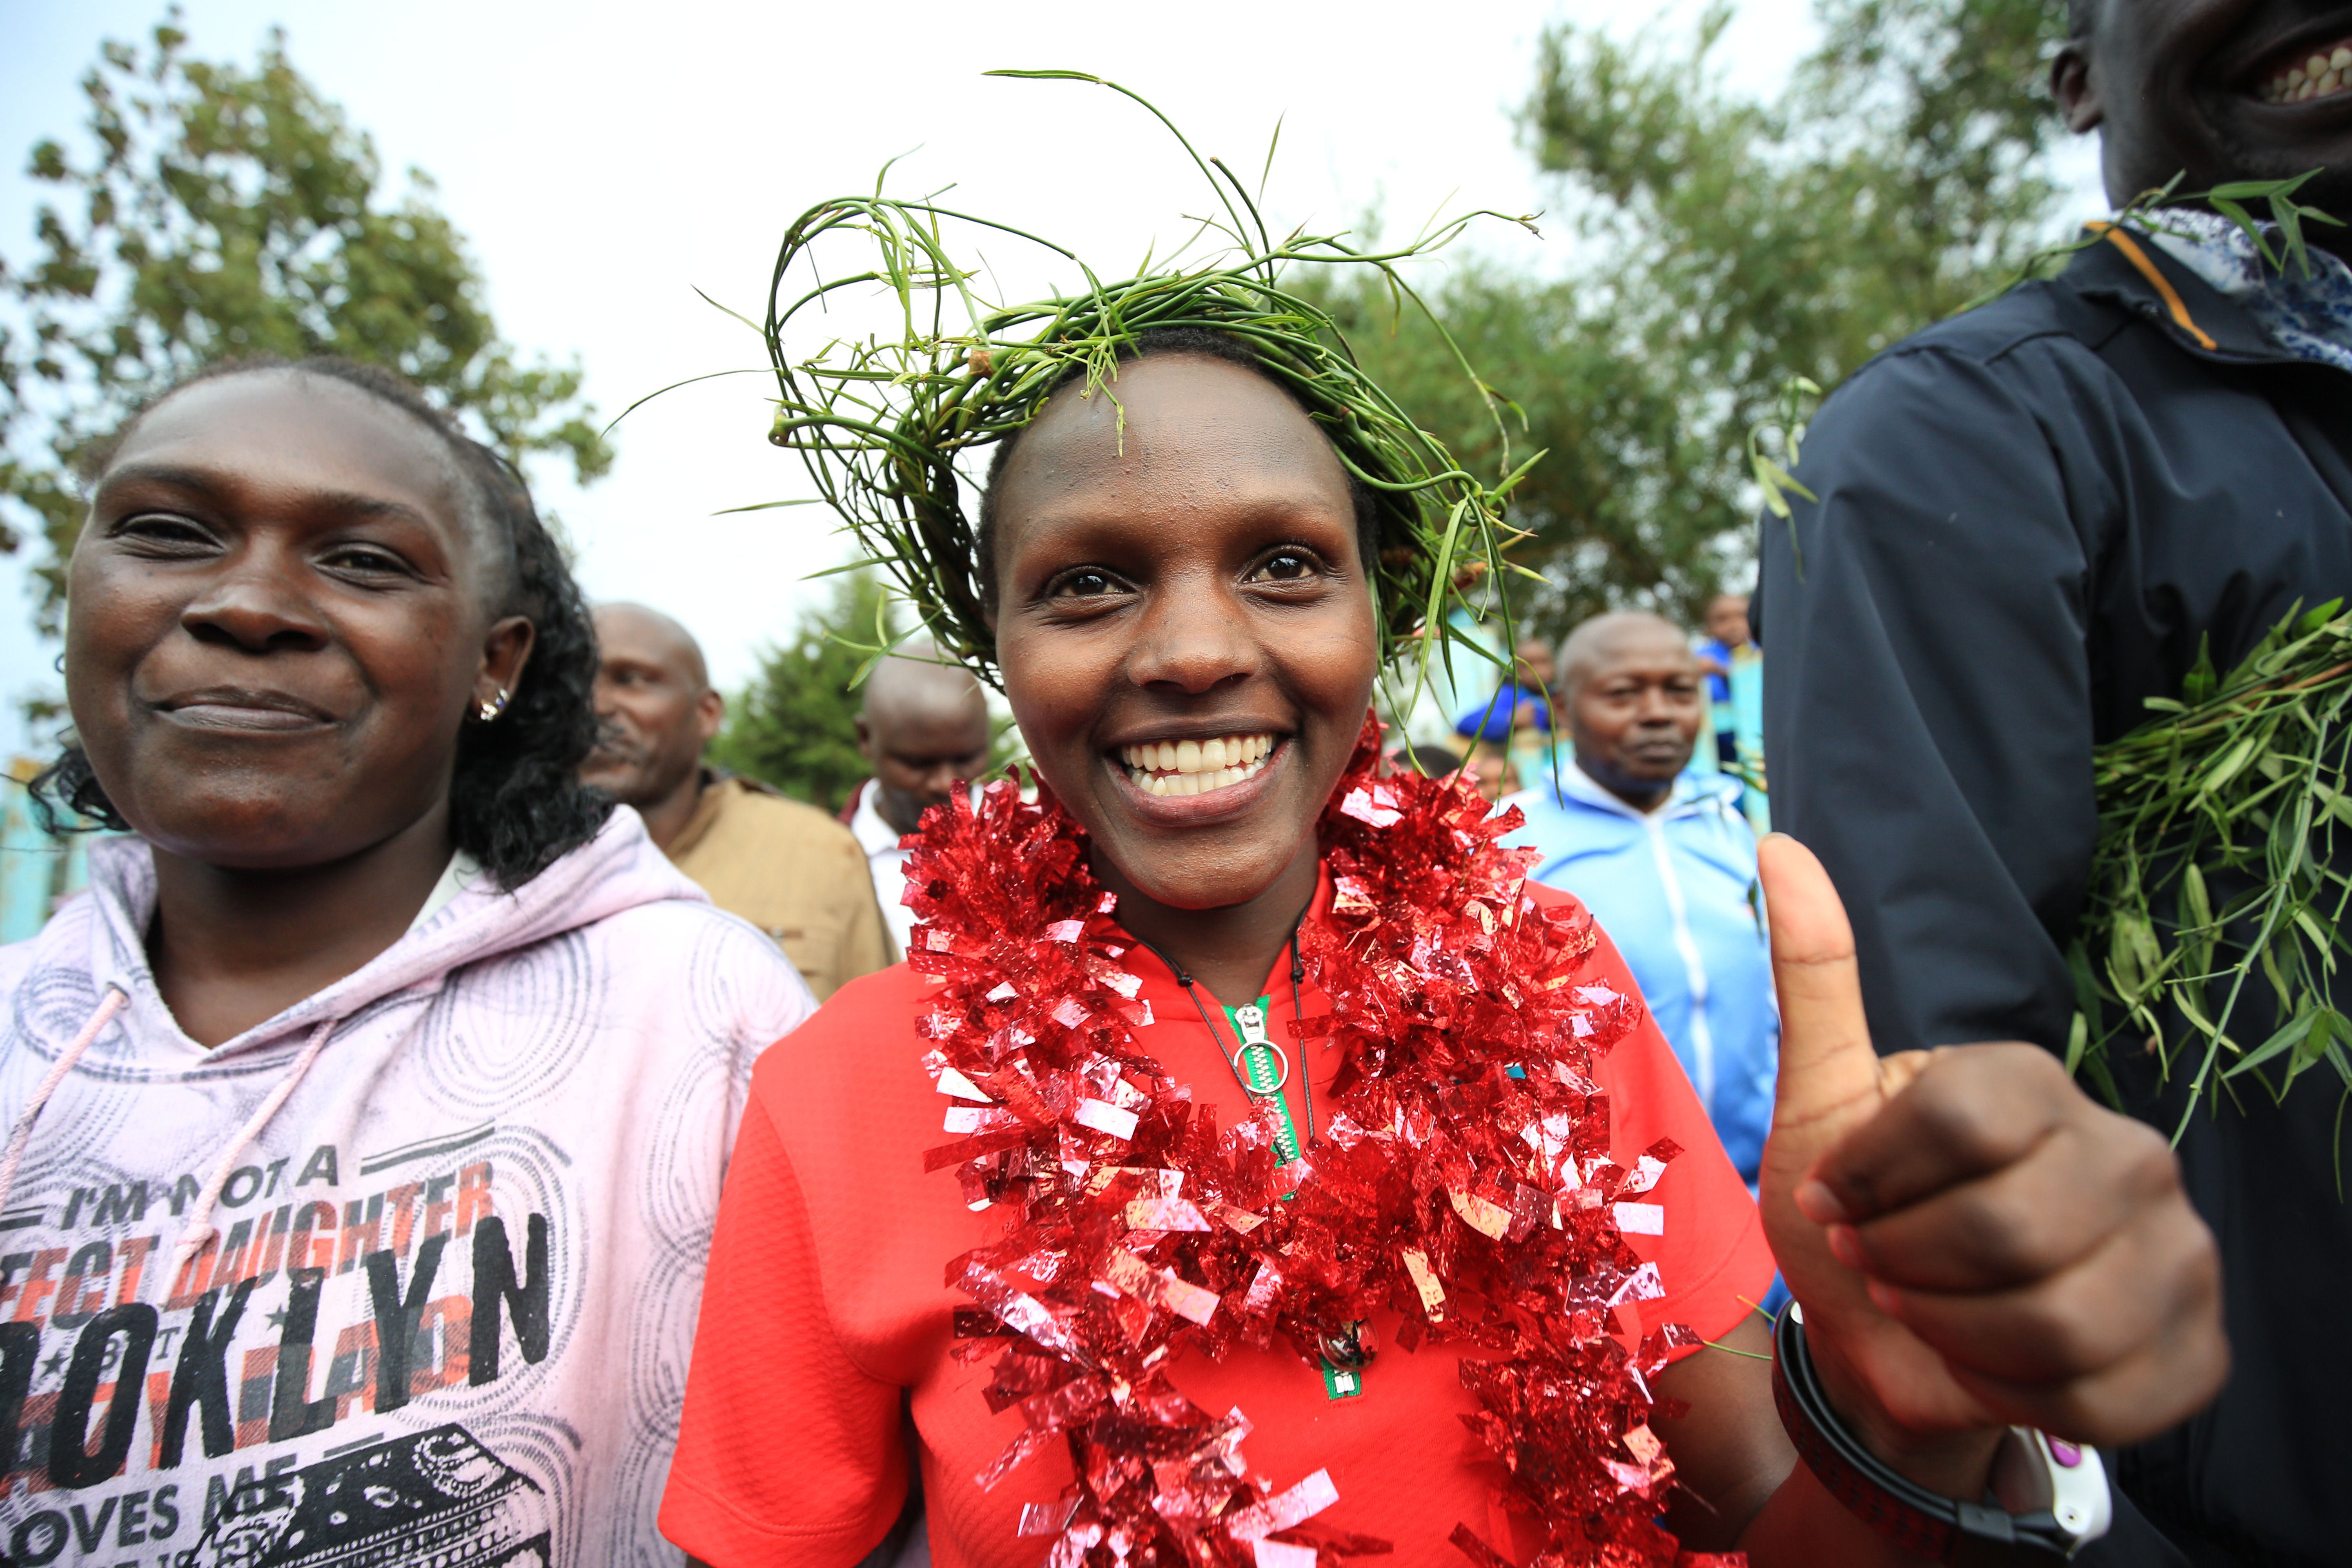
[[2183, 637, 2218, 706], [2180, 861, 2213, 932], [2225, 1007, 2317, 1079], [2202, 733, 2260, 795]]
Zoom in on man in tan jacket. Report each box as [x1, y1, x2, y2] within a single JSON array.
[[582, 602, 891, 1000]]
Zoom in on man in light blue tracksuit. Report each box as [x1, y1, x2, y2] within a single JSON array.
[[1501, 612, 1778, 1185]]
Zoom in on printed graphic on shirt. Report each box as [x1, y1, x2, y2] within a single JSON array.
[[189, 1426, 546, 1567], [0, 1128, 575, 1566]]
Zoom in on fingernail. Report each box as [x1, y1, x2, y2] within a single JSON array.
[[1826, 1223, 1864, 1269], [1796, 1179, 1849, 1224], [1866, 1278, 1903, 1315]]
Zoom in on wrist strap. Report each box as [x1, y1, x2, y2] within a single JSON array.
[[1771, 1300, 2109, 1562]]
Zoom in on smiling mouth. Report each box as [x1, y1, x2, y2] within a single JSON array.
[[158, 688, 336, 731], [1118, 733, 1277, 798], [2254, 37, 2352, 102]]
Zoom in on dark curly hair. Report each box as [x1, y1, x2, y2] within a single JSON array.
[[974, 325, 1379, 614], [31, 355, 612, 889]]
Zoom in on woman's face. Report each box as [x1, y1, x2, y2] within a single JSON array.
[[65, 370, 532, 870], [992, 354, 1379, 912]]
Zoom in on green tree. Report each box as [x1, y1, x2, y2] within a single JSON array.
[[709, 572, 891, 814], [1314, 0, 2068, 633], [0, 14, 612, 629]]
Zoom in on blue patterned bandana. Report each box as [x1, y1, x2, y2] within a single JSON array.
[[2139, 207, 2352, 372]]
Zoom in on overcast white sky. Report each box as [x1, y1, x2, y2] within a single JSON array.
[[0, 0, 2099, 758]]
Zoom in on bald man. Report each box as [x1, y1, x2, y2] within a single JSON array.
[[584, 603, 890, 1000], [1500, 612, 1778, 1183], [846, 646, 992, 957]]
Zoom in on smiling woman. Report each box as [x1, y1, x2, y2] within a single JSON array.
[[659, 83, 2228, 1568], [0, 355, 813, 1562], [987, 338, 1380, 1004], [38, 358, 607, 904]]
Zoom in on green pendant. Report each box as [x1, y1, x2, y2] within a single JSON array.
[[1320, 1358, 1366, 1400]]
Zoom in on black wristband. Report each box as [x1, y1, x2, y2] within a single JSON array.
[[1771, 1300, 2107, 1563]]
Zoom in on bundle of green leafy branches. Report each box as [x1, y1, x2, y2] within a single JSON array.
[[753, 71, 1543, 707], [1961, 171, 2352, 1143], [2070, 601, 2352, 1143]]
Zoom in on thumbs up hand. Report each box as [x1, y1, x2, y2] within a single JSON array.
[[1755, 835, 2227, 1488]]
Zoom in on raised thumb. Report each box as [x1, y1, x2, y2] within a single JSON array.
[[1760, 834, 1883, 1140]]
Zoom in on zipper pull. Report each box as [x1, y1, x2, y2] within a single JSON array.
[[1234, 1003, 1270, 1045]]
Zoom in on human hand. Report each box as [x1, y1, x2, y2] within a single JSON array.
[[1755, 835, 2227, 1490]]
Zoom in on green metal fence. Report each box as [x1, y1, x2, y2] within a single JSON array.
[[1, 760, 93, 945]]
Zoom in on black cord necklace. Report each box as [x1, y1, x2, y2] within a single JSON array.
[[1135, 909, 1316, 1147]]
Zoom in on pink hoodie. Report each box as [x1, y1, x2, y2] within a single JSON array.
[[0, 808, 813, 1566]]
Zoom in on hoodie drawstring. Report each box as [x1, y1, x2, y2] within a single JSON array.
[[0, 984, 129, 1222], [174, 1013, 339, 1268]]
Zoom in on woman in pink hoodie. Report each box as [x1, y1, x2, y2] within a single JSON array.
[[0, 357, 813, 1566]]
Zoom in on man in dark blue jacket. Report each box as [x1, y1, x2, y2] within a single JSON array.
[[1760, 0, 2352, 1562]]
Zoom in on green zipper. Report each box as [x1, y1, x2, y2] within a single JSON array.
[[1222, 997, 1303, 1164], [1219, 996, 1361, 1400]]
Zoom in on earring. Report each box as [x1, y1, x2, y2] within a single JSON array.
[[476, 688, 509, 723]]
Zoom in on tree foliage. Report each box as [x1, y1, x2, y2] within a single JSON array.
[[0, 15, 612, 629], [1312, 0, 2069, 634], [708, 572, 891, 815]]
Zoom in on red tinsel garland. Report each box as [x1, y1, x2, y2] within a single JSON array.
[[902, 719, 1743, 1568]]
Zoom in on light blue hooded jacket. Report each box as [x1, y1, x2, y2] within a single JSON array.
[[1500, 763, 1779, 1183]]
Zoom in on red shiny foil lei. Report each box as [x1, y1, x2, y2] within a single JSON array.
[[902, 720, 1742, 1568]]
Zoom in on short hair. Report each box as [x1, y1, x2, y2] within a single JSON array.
[[974, 326, 1378, 611], [34, 355, 612, 889], [861, 639, 984, 722], [1396, 742, 1470, 778], [1557, 611, 1694, 699]]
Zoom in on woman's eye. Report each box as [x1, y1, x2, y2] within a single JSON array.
[[321, 545, 414, 579], [1255, 550, 1318, 582], [114, 513, 215, 551], [1054, 569, 1120, 599]]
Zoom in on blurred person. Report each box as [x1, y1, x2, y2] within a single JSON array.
[[1450, 634, 1555, 748], [1695, 592, 1752, 769], [1502, 612, 1776, 1183], [1391, 739, 1468, 779], [1452, 639, 1556, 802], [1759, 0, 2352, 1555], [844, 646, 991, 957], [585, 602, 889, 1000], [1703, 592, 1759, 771], [1695, 592, 1767, 829], [1463, 736, 1518, 803], [2, 357, 812, 1562]]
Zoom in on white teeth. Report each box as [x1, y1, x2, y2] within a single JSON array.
[[2262, 44, 2352, 102], [1117, 733, 1276, 797]]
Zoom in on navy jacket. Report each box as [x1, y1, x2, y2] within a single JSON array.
[[1759, 230, 2352, 1567]]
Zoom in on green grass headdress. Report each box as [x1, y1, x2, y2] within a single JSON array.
[[753, 71, 1546, 704]]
